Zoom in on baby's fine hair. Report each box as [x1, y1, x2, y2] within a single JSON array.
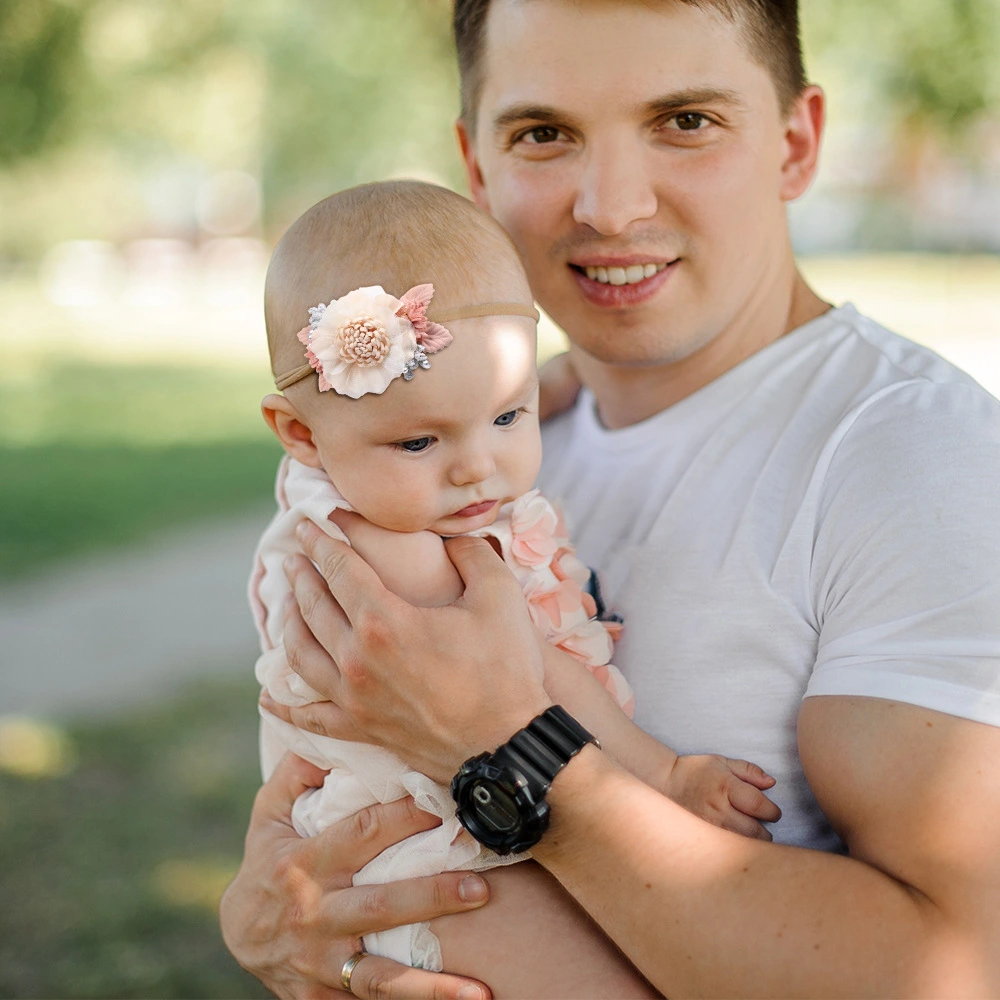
[[264, 180, 532, 379]]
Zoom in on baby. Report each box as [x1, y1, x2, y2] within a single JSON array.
[[250, 181, 779, 976]]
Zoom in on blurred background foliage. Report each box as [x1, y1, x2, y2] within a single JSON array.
[[0, 0, 462, 258], [1, 0, 998, 257], [0, 2, 997, 997]]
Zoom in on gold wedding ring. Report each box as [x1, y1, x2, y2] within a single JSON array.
[[340, 950, 368, 994]]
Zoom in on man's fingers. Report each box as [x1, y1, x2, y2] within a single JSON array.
[[290, 702, 365, 743], [349, 954, 491, 1000], [287, 552, 353, 638], [329, 869, 490, 937], [444, 535, 520, 604], [282, 596, 345, 696], [260, 688, 356, 740], [725, 757, 776, 789], [250, 751, 330, 830], [294, 519, 393, 625], [301, 795, 448, 879]]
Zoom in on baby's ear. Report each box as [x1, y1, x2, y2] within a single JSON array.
[[261, 393, 323, 467]]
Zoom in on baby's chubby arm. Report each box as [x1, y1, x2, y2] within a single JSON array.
[[328, 508, 464, 607], [542, 642, 780, 840]]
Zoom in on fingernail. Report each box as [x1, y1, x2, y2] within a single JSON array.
[[457, 986, 484, 1000], [283, 554, 298, 579], [459, 874, 487, 903], [295, 519, 314, 542]]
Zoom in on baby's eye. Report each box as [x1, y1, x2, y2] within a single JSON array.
[[396, 436, 433, 453], [494, 409, 521, 427]]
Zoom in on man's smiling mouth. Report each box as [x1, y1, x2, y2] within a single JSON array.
[[578, 262, 669, 286], [567, 258, 679, 306]]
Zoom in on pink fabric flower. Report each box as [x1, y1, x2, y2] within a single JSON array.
[[297, 284, 452, 399], [510, 490, 560, 567], [525, 578, 584, 635], [554, 619, 614, 667], [303, 286, 415, 397], [395, 283, 453, 353], [551, 548, 592, 591]]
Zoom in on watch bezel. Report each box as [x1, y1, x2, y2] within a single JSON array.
[[451, 755, 550, 854], [450, 707, 595, 854]]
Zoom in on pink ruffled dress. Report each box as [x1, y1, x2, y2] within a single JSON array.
[[249, 456, 632, 970]]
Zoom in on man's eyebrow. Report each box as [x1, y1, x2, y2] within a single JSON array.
[[491, 89, 748, 135], [643, 88, 748, 116], [491, 104, 581, 134]]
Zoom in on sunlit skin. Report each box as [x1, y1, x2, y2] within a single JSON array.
[[458, 0, 828, 427]]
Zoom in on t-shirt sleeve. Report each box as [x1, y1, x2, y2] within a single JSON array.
[[806, 379, 1000, 724]]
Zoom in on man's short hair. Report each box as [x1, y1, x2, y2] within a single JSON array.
[[453, 0, 807, 126]]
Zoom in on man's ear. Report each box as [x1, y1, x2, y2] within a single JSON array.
[[261, 393, 323, 468], [779, 85, 825, 202], [456, 119, 490, 213]]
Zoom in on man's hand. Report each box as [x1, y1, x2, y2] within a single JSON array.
[[537, 352, 582, 422], [278, 521, 552, 781], [219, 752, 493, 999]]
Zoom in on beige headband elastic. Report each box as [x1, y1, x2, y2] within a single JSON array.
[[273, 301, 540, 391]]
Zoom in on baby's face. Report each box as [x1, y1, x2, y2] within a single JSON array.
[[308, 314, 541, 534]]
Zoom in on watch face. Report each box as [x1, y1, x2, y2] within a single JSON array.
[[470, 780, 520, 833]]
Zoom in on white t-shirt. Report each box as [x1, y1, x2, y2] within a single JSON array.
[[539, 304, 1000, 851]]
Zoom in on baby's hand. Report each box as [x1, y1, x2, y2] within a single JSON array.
[[664, 755, 781, 841], [538, 352, 581, 422]]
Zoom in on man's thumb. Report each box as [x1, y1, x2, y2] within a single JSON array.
[[444, 534, 515, 595]]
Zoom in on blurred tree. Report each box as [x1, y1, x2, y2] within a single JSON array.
[[0, 0, 92, 164], [803, 0, 1000, 135]]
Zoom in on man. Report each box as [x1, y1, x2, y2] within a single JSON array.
[[221, 1, 1000, 996]]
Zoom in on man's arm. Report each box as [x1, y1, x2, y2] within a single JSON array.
[[534, 695, 1000, 998], [280, 523, 1000, 997]]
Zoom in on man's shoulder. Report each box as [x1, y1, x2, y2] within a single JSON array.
[[836, 305, 987, 394]]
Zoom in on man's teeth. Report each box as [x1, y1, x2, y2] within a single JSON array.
[[583, 263, 668, 285]]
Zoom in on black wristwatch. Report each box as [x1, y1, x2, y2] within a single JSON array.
[[450, 705, 597, 854]]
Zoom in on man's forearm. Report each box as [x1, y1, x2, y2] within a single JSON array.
[[534, 747, 987, 999]]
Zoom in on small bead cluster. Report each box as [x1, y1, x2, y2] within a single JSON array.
[[402, 346, 432, 380]]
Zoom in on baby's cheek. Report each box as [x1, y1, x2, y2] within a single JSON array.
[[366, 482, 439, 533]]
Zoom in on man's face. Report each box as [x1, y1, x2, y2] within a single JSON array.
[[460, 0, 814, 368]]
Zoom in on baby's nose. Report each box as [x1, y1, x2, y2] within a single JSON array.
[[448, 448, 496, 487]]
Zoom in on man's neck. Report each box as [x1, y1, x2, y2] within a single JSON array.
[[574, 269, 830, 430]]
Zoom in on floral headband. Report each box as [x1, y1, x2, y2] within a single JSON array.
[[273, 283, 540, 399]]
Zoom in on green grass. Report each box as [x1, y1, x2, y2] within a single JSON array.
[[0, 363, 282, 578], [0, 439, 281, 577], [0, 675, 271, 999]]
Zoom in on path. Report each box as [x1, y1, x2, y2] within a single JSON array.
[[0, 511, 270, 720]]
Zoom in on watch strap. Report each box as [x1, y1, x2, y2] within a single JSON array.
[[497, 705, 596, 787]]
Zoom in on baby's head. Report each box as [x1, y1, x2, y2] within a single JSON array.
[[263, 180, 542, 534]]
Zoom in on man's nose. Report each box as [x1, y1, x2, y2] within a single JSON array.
[[573, 141, 658, 235], [448, 443, 496, 487]]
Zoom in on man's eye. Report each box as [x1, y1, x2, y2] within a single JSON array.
[[671, 112, 709, 131], [397, 437, 433, 453], [522, 126, 562, 144], [494, 409, 520, 427]]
